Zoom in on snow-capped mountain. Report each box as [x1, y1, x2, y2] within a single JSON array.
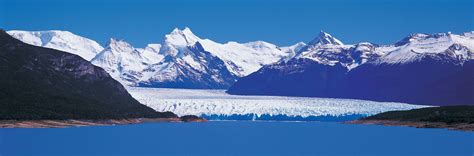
[[90, 38, 151, 85], [277, 31, 389, 70], [307, 31, 344, 46], [7, 30, 104, 60], [228, 31, 474, 106], [376, 32, 474, 64], [132, 27, 298, 88], [161, 27, 300, 76], [138, 42, 238, 88], [8, 27, 300, 88]]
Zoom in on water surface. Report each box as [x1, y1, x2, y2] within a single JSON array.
[[0, 121, 471, 156]]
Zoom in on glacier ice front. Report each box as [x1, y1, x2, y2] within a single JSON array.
[[127, 87, 429, 121]]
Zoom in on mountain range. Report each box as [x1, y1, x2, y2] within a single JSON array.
[[7, 28, 474, 105], [228, 31, 474, 106], [8, 28, 304, 88]]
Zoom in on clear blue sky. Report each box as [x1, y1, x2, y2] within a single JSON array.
[[1, 0, 473, 47]]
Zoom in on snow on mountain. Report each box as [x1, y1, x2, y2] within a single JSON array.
[[279, 42, 307, 62], [159, 27, 200, 57], [228, 31, 474, 106], [281, 31, 473, 69], [199, 40, 297, 76], [290, 31, 387, 70], [91, 38, 150, 85], [7, 28, 299, 88], [127, 27, 303, 88], [122, 28, 238, 88], [7, 30, 104, 60], [376, 32, 474, 64], [127, 87, 428, 120], [10, 28, 471, 90], [462, 31, 474, 38], [160, 27, 300, 76], [136, 43, 164, 64], [307, 31, 344, 46], [137, 42, 238, 88]]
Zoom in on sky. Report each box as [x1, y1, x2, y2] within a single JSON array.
[[1, 0, 473, 47]]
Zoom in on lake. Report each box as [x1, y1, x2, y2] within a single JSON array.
[[0, 121, 471, 156]]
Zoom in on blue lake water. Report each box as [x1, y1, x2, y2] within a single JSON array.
[[0, 121, 472, 156]]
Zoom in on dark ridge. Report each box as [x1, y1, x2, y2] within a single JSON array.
[[363, 106, 474, 124]]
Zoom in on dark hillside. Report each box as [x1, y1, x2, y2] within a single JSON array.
[[0, 30, 176, 120]]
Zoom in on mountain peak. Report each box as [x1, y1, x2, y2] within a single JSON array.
[[169, 27, 196, 37], [107, 38, 128, 46], [308, 31, 344, 46], [394, 33, 433, 46], [318, 30, 330, 36], [165, 27, 200, 46], [105, 38, 135, 52]]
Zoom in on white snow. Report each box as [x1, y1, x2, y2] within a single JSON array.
[[279, 42, 307, 62], [307, 31, 344, 46], [91, 38, 149, 85], [89, 27, 301, 85], [290, 32, 387, 69], [144, 62, 179, 82], [296, 44, 353, 66], [7, 30, 104, 60], [127, 87, 429, 118], [160, 27, 301, 76], [112, 27, 304, 85], [136, 43, 164, 64], [377, 32, 474, 64], [292, 31, 474, 67], [182, 55, 203, 71], [199, 40, 292, 76]]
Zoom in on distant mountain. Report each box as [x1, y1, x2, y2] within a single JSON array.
[[9, 28, 302, 88], [228, 31, 474, 106], [138, 41, 238, 88], [7, 30, 104, 60], [0, 30, 176, 120], [91, 38, 152, 86], [227, 31, 388, 97], [343, 32, 474, 105]]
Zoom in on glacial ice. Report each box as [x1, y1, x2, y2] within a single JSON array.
[[127, 87, 430, 121]]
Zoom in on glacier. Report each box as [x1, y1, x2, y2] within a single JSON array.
[[127, 87, 429, 121]]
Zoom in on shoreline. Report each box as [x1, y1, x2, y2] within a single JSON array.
[[0, 118, 205, 128], [347, 120, 474, 132], [3, 118, 473, 131]]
